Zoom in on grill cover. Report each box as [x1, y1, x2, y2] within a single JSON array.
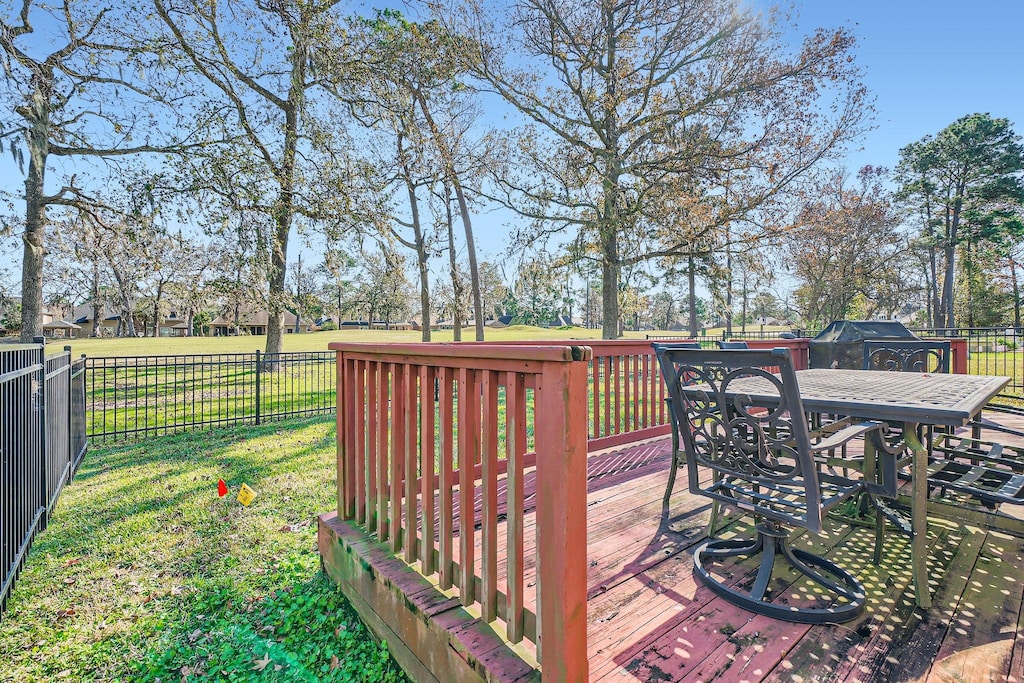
[[808, 320, 919, 369]]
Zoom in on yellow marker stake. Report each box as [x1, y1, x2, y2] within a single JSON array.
[[237, 483, 256, 506]]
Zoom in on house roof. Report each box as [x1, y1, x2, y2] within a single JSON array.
[[72, 303, 119, 323]]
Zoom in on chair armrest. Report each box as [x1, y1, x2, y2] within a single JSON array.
[[809, 420, 884, 453]]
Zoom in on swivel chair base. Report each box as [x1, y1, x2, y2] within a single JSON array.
[[693, 520, 866, 624]]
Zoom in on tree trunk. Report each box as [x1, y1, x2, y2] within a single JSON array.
[[740, 268, 748, 333], [414, 92, 483, 341], [1011, 258, 1021, 328], [444, 188, 463, 341], [19, 77, 51, 343], [90, 266, 101, 338], [152, 281, 164, 337], [600, 228, 620, 339], [687, 257, 698, 336], [406, 178, 431, 342], [724, 235, 733, 335], [941, 242, 956, 329], [263, 25, 304, 366]]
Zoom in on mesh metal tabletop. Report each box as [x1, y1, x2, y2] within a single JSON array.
[[703, 369, 1010, 426]]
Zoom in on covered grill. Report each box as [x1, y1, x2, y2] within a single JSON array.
[[808, 320, 919, 370]]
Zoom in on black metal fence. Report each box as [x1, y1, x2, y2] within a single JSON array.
[[647, 326, 1023, 401], [85, 351, 336, 440], [2, 340, 88, 617]]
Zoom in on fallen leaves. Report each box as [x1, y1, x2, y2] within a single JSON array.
[[251, 653, 271, 672]]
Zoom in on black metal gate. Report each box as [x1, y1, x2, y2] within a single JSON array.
[[1, 339, 88, 618]]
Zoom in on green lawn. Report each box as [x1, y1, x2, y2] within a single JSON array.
[[0, 416, 407, 683], [56, 325, 725, 358]]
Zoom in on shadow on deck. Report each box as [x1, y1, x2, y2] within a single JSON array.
[[319, 415, 1024, 682]]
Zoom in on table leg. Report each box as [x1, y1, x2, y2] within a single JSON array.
[[904, 422, 931, 610]]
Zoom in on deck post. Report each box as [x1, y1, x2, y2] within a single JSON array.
[[949, 338, 968, 374], [535, 351, 590, 682]]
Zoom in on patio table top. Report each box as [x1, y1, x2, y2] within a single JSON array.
[[706, 368, 1011, 426]]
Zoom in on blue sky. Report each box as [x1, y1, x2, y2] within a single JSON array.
[[471, 0, 1024, 255], [3, 0, 1023, 280], [787, 0, 1024, 172]]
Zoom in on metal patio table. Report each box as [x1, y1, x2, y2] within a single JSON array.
[[695, 368, 1011, 610]]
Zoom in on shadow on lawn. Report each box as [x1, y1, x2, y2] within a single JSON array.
[[132, 570, 405, 682]]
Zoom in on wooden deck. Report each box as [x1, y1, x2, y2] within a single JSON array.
[[320, 411, 1024, 682]]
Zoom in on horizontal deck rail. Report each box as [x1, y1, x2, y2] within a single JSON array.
[[331, 342, 591, 681]]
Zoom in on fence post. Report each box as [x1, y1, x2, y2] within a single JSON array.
[[64, 346, 72, 482], [255, 349, 262, 425], [34, 336, 48, 530]]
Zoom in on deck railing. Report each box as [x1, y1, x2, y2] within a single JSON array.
[[328, 335, 975, 680], [332, 342, 591, 680]]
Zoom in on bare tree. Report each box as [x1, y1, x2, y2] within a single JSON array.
[[440, 0, 870, 337], [1, 0, 194, 340], [155, 0, 349, 362]]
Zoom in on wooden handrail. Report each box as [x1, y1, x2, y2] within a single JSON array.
[[332, 342, 590, 681], [455, 339, 674, 448]]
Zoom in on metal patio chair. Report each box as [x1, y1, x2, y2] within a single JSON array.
[[862, 339, 950, 373], [654, 345, 884, 623], [716, 340, 749, 349], [862, 338, 1024, 512]]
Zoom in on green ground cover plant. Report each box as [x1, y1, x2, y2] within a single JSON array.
[[0, 416, 406, 683]]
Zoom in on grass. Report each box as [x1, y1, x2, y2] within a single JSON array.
[[54, 325, 725, 358], [0, 416, 407, 683]]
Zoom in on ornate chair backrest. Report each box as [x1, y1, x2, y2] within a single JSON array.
[[653, 345, 824, 532], [862, 339, 951, 373]]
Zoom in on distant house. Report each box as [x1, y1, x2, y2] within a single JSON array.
[[42, 319, 82, 338], [209, 310, 313, 336], [369, 320, 414, 330], [168, 321, 191, 337], [487, 315, 515, 328], [152, 311, 191, 337], [73, 303, 124, 336]]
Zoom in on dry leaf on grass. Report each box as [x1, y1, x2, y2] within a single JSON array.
[[251, 653, 272, 672]]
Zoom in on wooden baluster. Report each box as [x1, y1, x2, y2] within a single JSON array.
[[641, 353, 650, 428], [591, 357, 600, 439], [481, 370, 499, 622], [505, 370, 526, 643], [353, 358, 366, 524], [419, 366, 435, 576], [610, 356, 618, 436], [404, 364, 418, 563], [390, 363, 404, 552], [598, 356, 606, 436], [366, 361, 378, 533], [458, 367, 479, 605], [439, 366, 455, 590], [376, 362, 389, 541]]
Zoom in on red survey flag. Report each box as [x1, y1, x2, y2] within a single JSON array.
[[217, 479, 228, 497]]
